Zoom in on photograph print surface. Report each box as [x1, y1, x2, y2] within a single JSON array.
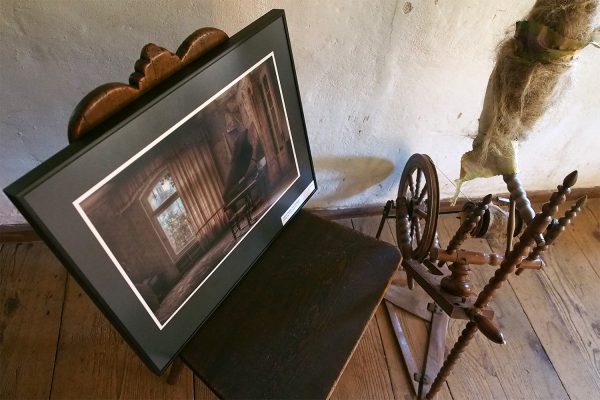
[[74, 53, 299, 328]]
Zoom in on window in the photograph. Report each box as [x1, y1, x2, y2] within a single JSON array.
[[261, 76, 284, 151], [147, 174, 194, 254]]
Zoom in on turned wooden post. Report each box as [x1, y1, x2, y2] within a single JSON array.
[[425, 171, 577, 400], [439, 195, 492, 296], [474, 172, 576, 309], [441, 261, 472, 297], [503, 174, 546, 247], [396, 197, 415, 289], [516, 195, 587, 275], [425, 321, 478, 399], [442, 194, 492, 257]]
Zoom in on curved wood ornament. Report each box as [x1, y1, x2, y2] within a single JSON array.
[[68, 27, 229, 143]]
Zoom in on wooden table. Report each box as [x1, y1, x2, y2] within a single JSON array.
[[181, 210, 401, 399]]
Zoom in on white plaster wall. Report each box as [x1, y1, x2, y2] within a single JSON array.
[[1, 0, 599, 224]]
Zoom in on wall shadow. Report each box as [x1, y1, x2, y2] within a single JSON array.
[[313, 156, 395, 203]]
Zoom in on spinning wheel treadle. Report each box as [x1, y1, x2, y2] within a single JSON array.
[[396, 153, 439, 261]]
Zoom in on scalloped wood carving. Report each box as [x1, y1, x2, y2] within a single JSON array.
[[68, 27, 228, 143]]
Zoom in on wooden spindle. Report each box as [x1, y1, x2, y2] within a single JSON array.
[[425, 321, 478, 399], [437, 195, 492, 295], [441, 194, 492, 264], [503, 174, 535, 223], [396, 197, 415, 289], [430, 248, 543, 270], [517, 194, 587, 275], [475, 171, 576, 308], [441, 261, 473, 297], [505, 197, 515, 256]]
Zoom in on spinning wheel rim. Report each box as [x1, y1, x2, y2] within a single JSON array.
[[396, 153, 439, 261]]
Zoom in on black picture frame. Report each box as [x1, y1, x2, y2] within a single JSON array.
[[4, 10, 316, 374]]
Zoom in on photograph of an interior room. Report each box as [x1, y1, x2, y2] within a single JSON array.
[[76, 56, 297, 326], [1, 1, 600, 399]]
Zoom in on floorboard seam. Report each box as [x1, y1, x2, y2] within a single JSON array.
[[565, 226, 600, 282], [373, 310, 401, 400], [48, 274, 69, 400], [501, 267, 572, 399], [480, 234, 573, 399]]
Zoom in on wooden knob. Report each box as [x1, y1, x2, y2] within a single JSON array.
[[562, 170, 578, 188], [472, 313, 505, 345]]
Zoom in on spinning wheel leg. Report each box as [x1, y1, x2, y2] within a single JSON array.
[[383, 153, 448, 398]]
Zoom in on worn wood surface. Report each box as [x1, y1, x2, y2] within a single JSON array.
[[330, 317, 395, 400], [487, 202, 600, 399], [67, 27, 228, 142], [182, 211, 400, 399], [50, 276, 194, 399], [2, 199, 600, 399], [329, 219, 398, 399], [0, 243, 66, 400]]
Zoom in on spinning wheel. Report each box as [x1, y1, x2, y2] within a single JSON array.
[[378, 152, 584, 399], [396, 154, 439, 261]]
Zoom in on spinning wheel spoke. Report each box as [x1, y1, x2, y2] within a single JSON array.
[[407, 173, 415, 199], [413, 217, 422, 246], [417, 183, 428, 204], [415, 169, 422, 201], [396, 154, 440, 261], [415, 207, 428, 219]]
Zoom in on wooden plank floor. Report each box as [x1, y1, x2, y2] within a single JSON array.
[[2, 198, 600, 399]]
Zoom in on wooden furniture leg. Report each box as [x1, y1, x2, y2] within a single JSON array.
[[385, 300, 420, 395], [425, 321, 478, 399], [420, 304, 449, 398], [516, 195, 586, 275], [166, 357, 185, 385], [383, 286, 450, 399], [425, 171, 577, 399]]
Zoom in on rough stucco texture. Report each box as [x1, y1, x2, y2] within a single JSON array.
[[1, 0, 599, 224]]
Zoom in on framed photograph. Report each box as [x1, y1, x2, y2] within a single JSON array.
[[5, 10, 316, 374]]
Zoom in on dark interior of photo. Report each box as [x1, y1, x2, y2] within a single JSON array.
[[79, 57, 297, 324]]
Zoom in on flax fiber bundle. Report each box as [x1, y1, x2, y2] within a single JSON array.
[[456, 0, 599, 194]]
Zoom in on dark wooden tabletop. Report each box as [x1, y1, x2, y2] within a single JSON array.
[[181, 210, 401, 399]]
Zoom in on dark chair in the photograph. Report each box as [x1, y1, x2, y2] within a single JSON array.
[[67, 22, 401, 399]]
